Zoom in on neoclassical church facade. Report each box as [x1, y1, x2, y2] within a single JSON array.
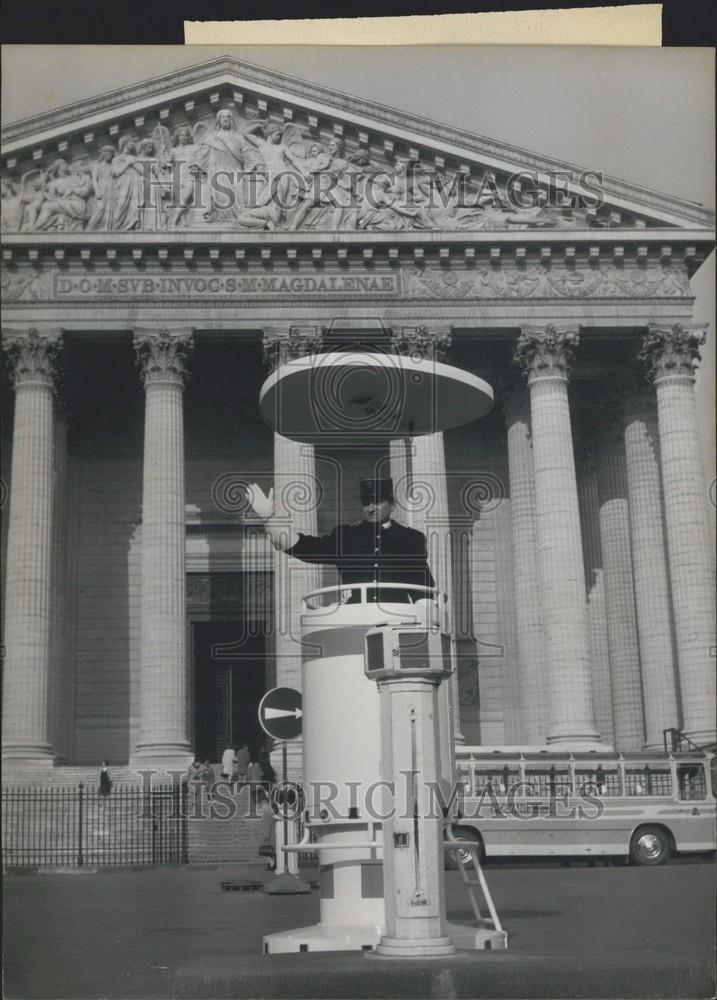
[[1, 56, 715, 775]]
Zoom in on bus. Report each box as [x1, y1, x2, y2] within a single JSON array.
[[448, 748, 716, 867]]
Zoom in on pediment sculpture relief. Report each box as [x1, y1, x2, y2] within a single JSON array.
[[1, 108, 645, 235]]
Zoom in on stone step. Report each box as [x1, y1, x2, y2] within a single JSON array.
[[186, 786, 269, 863]]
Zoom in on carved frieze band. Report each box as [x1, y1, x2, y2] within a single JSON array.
[[0, 260, 692, 304]]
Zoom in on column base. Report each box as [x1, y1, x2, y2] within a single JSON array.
[[546, 732, 602, 749], [374, 935, 457, 958], [130, 743, 194, 774], [2, 744, 55, 765]]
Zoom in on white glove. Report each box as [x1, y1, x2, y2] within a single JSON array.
[[246, 483, 275, 522]]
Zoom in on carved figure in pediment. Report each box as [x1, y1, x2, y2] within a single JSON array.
[[14, 168, 50, 230], [334, 149, 372, 231], [1, 178, 25, 231], [110, 134, 146, 231], [33, 158, 93, 232], [86, 145, 116, 231], [393, 164, 443, 230], [189, 109, 263, 223], [240, 120, 309, 226], [289, 138, 351, 231], [136, 138, 167, 231], [166, 123, 202, 227], [358, 173, 423, 231]]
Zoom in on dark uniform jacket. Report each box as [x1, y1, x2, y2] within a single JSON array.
[[287, 519, 435, 599]]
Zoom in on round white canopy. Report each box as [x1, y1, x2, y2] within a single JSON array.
[[259, 351, 494, 441]]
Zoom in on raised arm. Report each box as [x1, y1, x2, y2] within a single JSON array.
[[247, 482, 341, 565], [246, 483, 299, 551]]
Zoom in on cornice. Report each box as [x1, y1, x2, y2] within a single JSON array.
[[2, 56, 715, 232]]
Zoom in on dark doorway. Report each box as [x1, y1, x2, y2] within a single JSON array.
[[193, 622, 267, 762]]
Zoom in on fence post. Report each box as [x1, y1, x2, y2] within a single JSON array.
[[181, 783, 188, 864], [77, 783, 84, 868]]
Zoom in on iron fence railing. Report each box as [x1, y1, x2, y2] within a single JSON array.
[[2, 783, 188, 868]]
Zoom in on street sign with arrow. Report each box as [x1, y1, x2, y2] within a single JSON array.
[[258, 687, 303, 741]]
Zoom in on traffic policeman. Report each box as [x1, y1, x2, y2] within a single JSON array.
[[247, 477, 434, 603]]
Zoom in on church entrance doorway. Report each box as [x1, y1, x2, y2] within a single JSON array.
[[192, 621, 267, 762]]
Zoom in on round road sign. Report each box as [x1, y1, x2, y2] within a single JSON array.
[[258, 687, 303, 741]]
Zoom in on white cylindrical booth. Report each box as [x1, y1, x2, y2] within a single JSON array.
[[263, 583, 445, 953]]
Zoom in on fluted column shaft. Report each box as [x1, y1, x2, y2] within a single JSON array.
[[2, 328, 62, 762], [49, 411, 71, 762], [641, 324, 716, 746], [515, 327, 598, 745], [133, 329, 193, 763], [273, 433, 321, 778], [391, 429, 464, 747], [597, 433, 645, 750], [623, 388, 680, 749], [503, 384, 547, 743], [576, 458, 614, 745]]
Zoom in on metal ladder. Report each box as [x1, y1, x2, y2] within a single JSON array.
[[459, 851, 504, 936], [446, 833, 505, 938]]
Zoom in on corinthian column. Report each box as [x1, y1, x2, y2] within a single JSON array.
[[514, 326, 599, 746], [596, 410, 645, 750], [2, 328, 62, 763], [264, 327, 322, 780], [623, 379, 680, 749], [272, 434, 321, 687], [575, 446, 614, 746], [132, 328, 194, 766], [391, 325, 463, 744], [501, 378, 547, 744], [640, 324, 716, 746]]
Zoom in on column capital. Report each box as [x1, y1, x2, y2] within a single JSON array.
[[134, 327, 193, 387], [262, 324, 324, 372], [392, 324, 452, 362], [639, 322, 707, 384], [2, 327, 63, 390], [514, 324, 579, 383]]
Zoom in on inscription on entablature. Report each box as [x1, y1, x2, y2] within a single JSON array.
[[0, 260, 691, 303]]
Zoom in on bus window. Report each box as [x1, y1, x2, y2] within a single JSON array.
[[575, 766, 621, 796], [474, 767, 520, 796], [677, 764, 707, 800], [456, 764, 473, 795], [625, 765, 672, 796], [523, 766, 572, 798]]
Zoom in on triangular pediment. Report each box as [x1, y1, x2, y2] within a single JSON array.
[[2, 56, 715, 239]]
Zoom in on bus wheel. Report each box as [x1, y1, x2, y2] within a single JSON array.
[[630, 826, 672, 866], [446, 829, 484, 870]]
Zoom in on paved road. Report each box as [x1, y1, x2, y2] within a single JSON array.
[[3, 859, 715, 998]]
